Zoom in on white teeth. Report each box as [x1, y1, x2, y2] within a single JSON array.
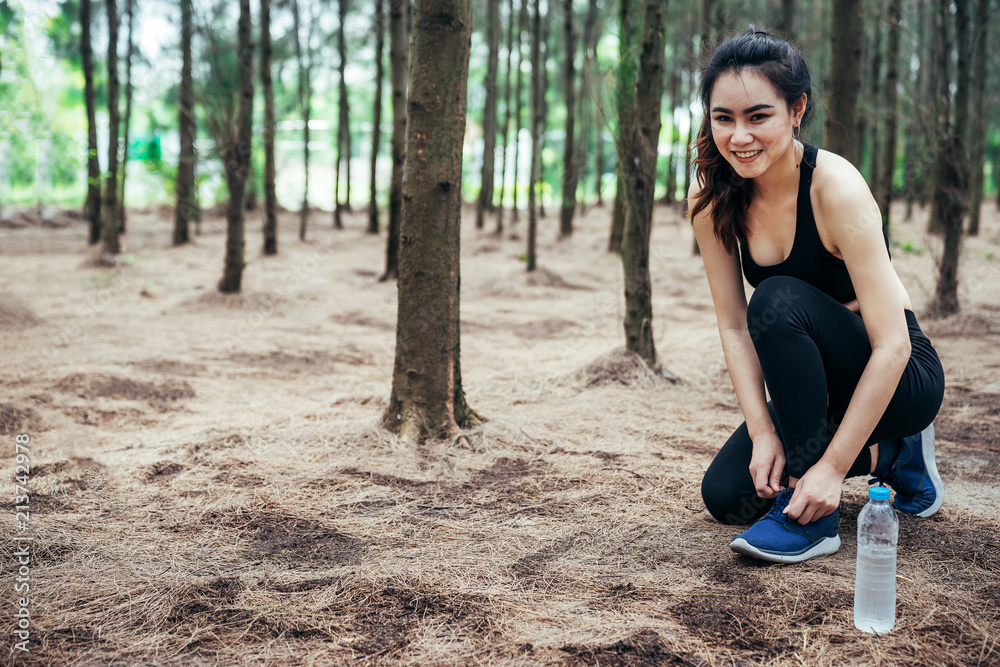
[[735, 150, 761, 158]]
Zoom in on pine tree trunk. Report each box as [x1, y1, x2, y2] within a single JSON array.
[[966, 0, 989, 235], [684, 25, 697, 254], [577, 0, 599, 213], [102, 0, 121, 257], [527, 0, 541, 271], [368, 0, 385, 235], [477, 0, 500, 230], [382, 0, 479, 442], [218, 0, 254, 294], [334, 0, 349, 230], [495, 0, 515, 235], [609, 0, 636, 254], [292, 0, 312, 240], [558, 0, 577, 238], [175, 0, 195, 246], [511, 0, 528, 224], [620, 0, 666, 369], [538, 13, 550, 219], [824, 0, 864, 168], [261, 0, 278, 254], [875, 0, 901, 230], [700, 0, 715, 53], [81, 0, 102, 245], [926, 0, 949, 234], [928, 0, 969, 317], [381, 0, 409, 281], [781, 0, 795, 38], [662, 68, 679, 204], [595, 120, 604, 206], [863, 17, 883, 196], [117, 0, 135, 235], [905, 0, 928, 221]]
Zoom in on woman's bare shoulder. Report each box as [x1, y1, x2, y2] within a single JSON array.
[[687, 178, 713, 222], [811, 148, 874, 207]]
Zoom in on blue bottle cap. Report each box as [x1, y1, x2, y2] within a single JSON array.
[[869, 486, 891, 501]]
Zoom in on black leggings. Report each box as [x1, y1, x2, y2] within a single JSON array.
[[701, 276, 945, 525]]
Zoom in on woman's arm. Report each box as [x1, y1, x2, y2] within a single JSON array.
[[783, 152, 911, 524], [689, 182, 786, 499]]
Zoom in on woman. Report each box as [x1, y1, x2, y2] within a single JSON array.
[[688, 30, 945, 564]]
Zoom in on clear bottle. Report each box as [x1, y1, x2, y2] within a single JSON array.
[[854, 485, 899, 634]]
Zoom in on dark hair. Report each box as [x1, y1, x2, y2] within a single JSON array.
[[689, 29, 813, 254]]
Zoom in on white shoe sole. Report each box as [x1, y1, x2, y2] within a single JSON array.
[[913, 423, 944, 518], [730, 534, 841, 564]]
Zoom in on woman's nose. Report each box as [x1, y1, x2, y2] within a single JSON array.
[[732, 122, 753, 145]]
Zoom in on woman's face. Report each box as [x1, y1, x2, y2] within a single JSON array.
[[708, 69, 803, 180]]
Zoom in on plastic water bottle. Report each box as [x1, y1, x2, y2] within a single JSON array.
[[854, 485, 899, 633]]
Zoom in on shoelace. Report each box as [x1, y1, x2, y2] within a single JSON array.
[[763, 489, 793, 519]]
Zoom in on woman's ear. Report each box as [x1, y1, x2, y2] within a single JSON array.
[[793, 93, 808, 123]]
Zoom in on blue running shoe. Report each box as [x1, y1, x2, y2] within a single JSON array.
[[729, 488, 841, 564], [874, 424, 943, 518]]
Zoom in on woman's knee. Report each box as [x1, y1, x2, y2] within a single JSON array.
[[746, 276, 810, 343], [701, 468, 772, 525]]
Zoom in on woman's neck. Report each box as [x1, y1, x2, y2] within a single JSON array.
[[750, 139, 802, 203]]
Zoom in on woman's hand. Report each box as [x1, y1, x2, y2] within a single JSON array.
[[784, 462, 844, 524], [749, 432, 786, 499]]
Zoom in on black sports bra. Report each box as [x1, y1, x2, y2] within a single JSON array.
[[739, 143, 888, 304]]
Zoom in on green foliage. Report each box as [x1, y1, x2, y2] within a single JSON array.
[[0, 1, 17, 37], [891, 239, 924, 255], [6, 130, 37, 186], [50, 131, 82, 186], [46, 0, 82, 66]]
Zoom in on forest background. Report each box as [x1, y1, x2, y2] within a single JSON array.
[[2, 0, 1000, 665], [4, 0, 999, 225]]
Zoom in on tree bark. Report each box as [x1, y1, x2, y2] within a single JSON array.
[[262, 0, 278, 255], [966, 0, 989, 235], [368, 0, 385, 234], [823, 0, 864, 168], [863, 14, 883, 195], [620, 0, 666, 368], [905, 0, 929, 221], [381, 0, 409, 280], [538, 12, 550, 219], [608, 0, 636, 254], [662, 66, 679, 204], [218, 0, 254, 293], [682, 29, 694, 217], [577, 0, 599, 212], [174, 0, 195, 246], [476, 0, 500, 230], [102, 0, 121, 256], [81, 0, 102, 245], [527, 0, 541, 270], [382, 0, 479, 442], [780, 0, 795, 38], [292, 0, 313, 240], [117, 0, 135, 235], [334, 0, 350, 230], [495, 0, 515, 235], [558, 0, 577, 238], [511, 0, 528, 224], [875, 0, 901, 230], [927, 0, 969, 317]]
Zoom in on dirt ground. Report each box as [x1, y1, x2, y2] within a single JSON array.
[[1, 199, 999, 666]]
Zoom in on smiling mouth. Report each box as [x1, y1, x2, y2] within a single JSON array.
[[734, 150, 762, 159]]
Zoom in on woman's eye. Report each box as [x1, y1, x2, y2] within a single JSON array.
[[751, 114, 768, 121], [714, 115, 731, 123]]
